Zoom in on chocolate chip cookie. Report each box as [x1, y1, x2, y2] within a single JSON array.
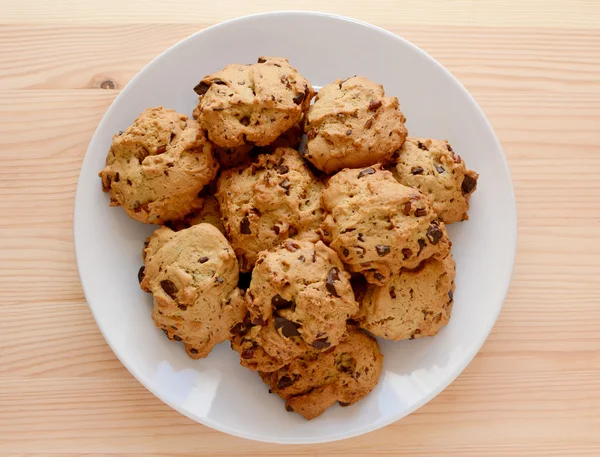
[[392, 138, 479, 224], [321, 165, 451, 285], [216, 147, 324, 271], [193, 57, 315, 149], [99, 107, 218, 224], [260, 327, 383, 420], [140, 223, 246, 359], [303, 76, 408, 173], [357, 253, 456, 340], [231, 240, 358, 372], [166, 196, 225, 234], [210, 121, 305, 169]]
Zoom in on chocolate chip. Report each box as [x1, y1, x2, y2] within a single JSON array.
[[339, 401, 350, 407], [417, 238, 427, 255], [374, 272, 384, 282], [257, 57, 266, 63], [411, 166, 424, 175], [312, 338, 330, 350], [346, 129, 352, 136], [435, 164, 445, 173], [284, 240, 299, 252], [402, 248, 413, 259], [462, 174, 477, 194], [137, 266, 145, 284], [288, 226, 298, 237], [215, 277, 224, 284], [173, 335, 182, 342], [273, 225, 281, 235], [279, 178, 291, 195], [427, 223, 443, 244], [118, 130, 124, 136], [293, 92, 306, 105], [326, 267, 340, 297], [190, 348, 198, 354], [240, 116, 250, 126], [199, 256, 209, 263], [230, 321, 250, 336], [286, 404, 294, 412], [114, 172, 120, 182], [365, 118, 373, 129], [368, 99, 382, 111], [417, 141, 428, 150], [161, 280, 177, 299], [170, 132, 176, 142], [178, 304, 187, 311], [389, 287, 396, 299], [358, 167, 375, 178], [448, 290, 454, 301], [241, 347, 256, 359], [277, 375, 295, 389], [126, 179, 133, 186], [376, 245, 391, 257], [272, 294, 294, 310], [156, 145, 167, 154], [341, 228, 355, 234], [193, 81, 211, 96], [277, 165, 289, 174], [251, 315, 265, 326], [415, 208, 427, 217], [402, 201, 412, 216], [343, 248, 350, 257], [213, 79, 226, 85], [240, 216, 251, 234], [274, 317, 301, 338], [447, 143, 453, 152], [298, 255, 305, 262]]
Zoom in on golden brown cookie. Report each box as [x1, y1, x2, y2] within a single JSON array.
[[99, 107, 218, 225], [392, 138, 479, 224], [259, 327, 383, 420], [166, 196, 225, 234], [303, 76, 408, 173], [193, 57, 315, 149], [231, 240, 358, 372], [357, 253, 456, 340], [216, 147, 324, 271], [210, 122, 305, 169], [321, 165, 451, 285], [140, 224, 246, 359]]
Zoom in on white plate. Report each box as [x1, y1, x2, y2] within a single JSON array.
[[74, 11, 517, 444]]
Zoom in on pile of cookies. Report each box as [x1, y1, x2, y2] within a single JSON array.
[[99, 56, 478, 420]]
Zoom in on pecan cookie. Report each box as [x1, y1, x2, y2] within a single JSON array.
[[357, 253, 456, 340], [140, 224, 246, 359], [193, 57, 315, 149], [321, 165, 451, 285], [216, 147, 324, 271], [231, 240, 358, 372], [99, 107, 218, 224], [392, 138, 479, 224], [260, 327, 383, 420], [303, 76, 408, 173]]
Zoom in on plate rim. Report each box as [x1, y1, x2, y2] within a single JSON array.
[[73, 10, 518, 444]]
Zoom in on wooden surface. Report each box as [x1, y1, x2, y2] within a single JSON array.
[[1, 1, 599, 455]]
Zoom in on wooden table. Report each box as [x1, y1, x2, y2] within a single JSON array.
[[1, 1, 599, 455]]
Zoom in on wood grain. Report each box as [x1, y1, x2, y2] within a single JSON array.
[[1, 1, 600, 455]]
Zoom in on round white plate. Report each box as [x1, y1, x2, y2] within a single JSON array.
[[74, 11, 517, 444]]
